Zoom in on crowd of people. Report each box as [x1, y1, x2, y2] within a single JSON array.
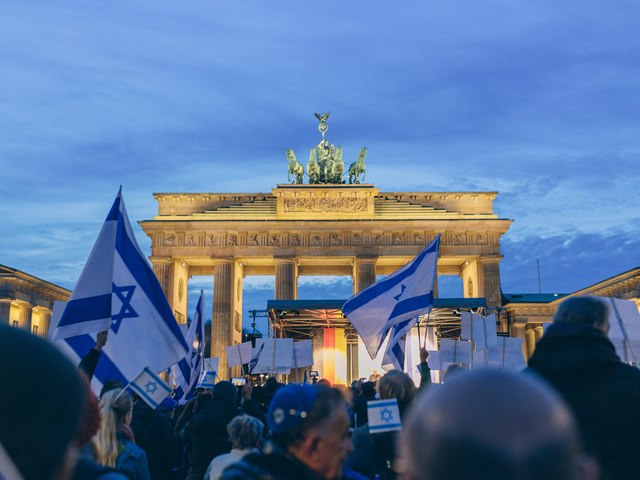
[[2, 295, 639, 480]]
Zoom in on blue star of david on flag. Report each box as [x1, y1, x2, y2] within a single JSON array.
[[144, 380, 158, 394], [129, 366, 172, 409], [111, 283, 138, 333], [393, 284, 407, 302], [368, 399, 402, 433], [380, 407, 394, 424]]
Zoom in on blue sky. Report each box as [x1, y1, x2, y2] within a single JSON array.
[[1, 1, 638, 331]]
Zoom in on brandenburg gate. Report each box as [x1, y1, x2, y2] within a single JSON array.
[[140, 114, 512, 377]]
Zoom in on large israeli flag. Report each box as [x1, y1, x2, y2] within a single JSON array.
[[343, 235, 440, 359], [51, 189, 188, 392], [171, 291, 205, 404]]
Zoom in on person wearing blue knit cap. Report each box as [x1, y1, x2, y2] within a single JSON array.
[[222, 383, 355, 480]]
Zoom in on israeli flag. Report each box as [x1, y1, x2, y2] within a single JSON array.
[[130, 366, 172, 409], [380, 318, 411, 371], [343, 235, 440, 358], [367, 398, 402, 434], [51, 189, 188, 393], [171, 290, 205, 404]]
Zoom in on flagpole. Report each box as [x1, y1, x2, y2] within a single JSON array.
[[423, 311, 431, 349], [610, 298, 638, 367]]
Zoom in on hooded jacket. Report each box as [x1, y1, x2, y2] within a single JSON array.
[[188, 382, 240, 480], [528, 321, 640, 480]]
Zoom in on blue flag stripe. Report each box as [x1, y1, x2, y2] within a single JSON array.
[[143, 367, 172, 393], [342, 237, 439, 314], [388, 292, 434, 320], [57, 294, 112, 327], [65, 334, 128, 386], [369, 423, 402, 432], [114, 210, 188, 351], [105, 196, 121, 222], [129, 382, 160, 408]]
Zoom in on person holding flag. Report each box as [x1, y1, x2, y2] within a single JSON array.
[[50, 188, 188, 394], [342, 235, 440, 373]]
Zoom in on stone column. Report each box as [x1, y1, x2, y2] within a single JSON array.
[[275, 258, 297, 300], [18, 305, 32, 332], [212, 259, 235, 379], [0, 300, 10, 325], [151, 258, 173, 297], [478, 257, 503, 307], [353, 257, 377, 293], [461, 259, 479, 298], [40, 309, 52, 337]]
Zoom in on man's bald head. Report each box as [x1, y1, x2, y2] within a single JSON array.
[[400, 370, 592, 480]]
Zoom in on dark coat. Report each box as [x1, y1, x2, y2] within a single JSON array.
[[221, 446, 325, 480], [188, 395, 239, 480], [132, 401, 176, 480], [527, 322, 640, 480]]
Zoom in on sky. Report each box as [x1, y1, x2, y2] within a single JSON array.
[[1, 1, 638, 332]]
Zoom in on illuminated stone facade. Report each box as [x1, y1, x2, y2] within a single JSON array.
[[140, 184, 513, 377], [0, 265, 70, 336]]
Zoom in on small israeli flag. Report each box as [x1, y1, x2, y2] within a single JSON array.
[[367, 398, 402, 434], [197, 370, 216, 389], [129, 366, 172, 409], [343, 235, 440, 359]]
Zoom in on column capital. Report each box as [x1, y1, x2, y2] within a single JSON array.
[[354, 256, 378, 265], [211, 257, 235, 266], [478, 255, 503, 264], [149, 256, 172, 265], [274, 256, 296, 265]]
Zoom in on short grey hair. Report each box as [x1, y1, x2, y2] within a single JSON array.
[[227, 415, 264, 450], [553, 296, 608, 327]]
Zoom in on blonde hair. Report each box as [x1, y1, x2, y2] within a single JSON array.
[[92, 389, 133, 467]]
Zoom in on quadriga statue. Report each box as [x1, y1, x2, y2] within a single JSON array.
[[347, 147, 367, 184], [286, 148, 305, 184]]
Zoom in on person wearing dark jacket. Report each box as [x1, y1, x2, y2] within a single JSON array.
[[132, 398, 176, 480], [347, 370, 416, 480], [528, 296, 640, 480], [222, 384, 354, 480], [187, 381, 240, 480]]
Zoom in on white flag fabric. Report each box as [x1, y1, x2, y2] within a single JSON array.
[[598, 297, 640, 365], [171, 291, 206, 404], [293, 340, 314, 368], [343, 235, 440, 358], [250, 338, 294, 374], [50, 190, 188, 394], [226, 341, 254, 368], [204, 357, 220, 374], [367, 399, 402, 434], [439, 339, 473, 366], [198, 370, 216, 389], [461, 313, 498, 350], [486, 337, 527, 372], [129, 366, 172, 409]]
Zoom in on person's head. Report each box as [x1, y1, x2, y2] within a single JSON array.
[[400, 370, 598, 480], [267, 384, 353, 480], [377, 370, 416, 415], [99, 379, 124, 400], [553, 296, 609, 334], [93, 389, 134, 467], [444, 363, 466, 382], [361, 381, 376, 400], [227, 415, 264, 450], [213, 380, 237, 405], [0, 326, 85, 480]]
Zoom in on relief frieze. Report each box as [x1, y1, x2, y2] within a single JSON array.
[[283, 197, 368, 213]]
